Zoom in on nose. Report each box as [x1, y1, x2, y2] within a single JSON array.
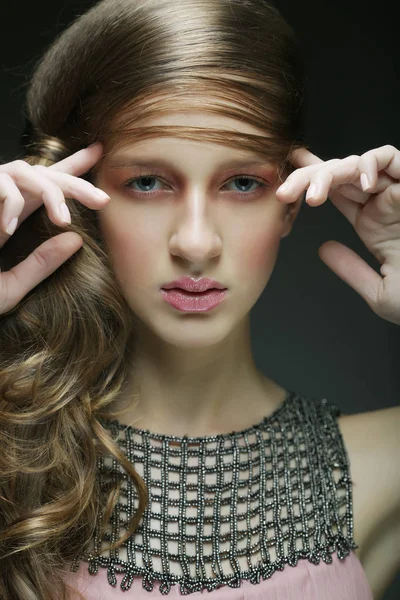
[[168, 189, 222, 264]]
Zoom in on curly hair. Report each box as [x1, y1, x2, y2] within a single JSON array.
[[0, 1, 307, 598]]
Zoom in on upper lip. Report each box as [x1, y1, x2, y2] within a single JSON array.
[[162, 277, 227, 292]]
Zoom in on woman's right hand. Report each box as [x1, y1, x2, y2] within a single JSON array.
[[0, 141, 110, 315]]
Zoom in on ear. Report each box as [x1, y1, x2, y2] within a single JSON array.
[[280, 194, 303, 239], [277, 158, 304, 239]]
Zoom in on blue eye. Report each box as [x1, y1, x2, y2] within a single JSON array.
[[225, 177, 263, 193], [126, 176, 162, 192], [124, 174, 269, 195]]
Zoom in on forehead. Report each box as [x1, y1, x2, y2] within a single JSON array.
[[98, 95, 279, 171], [130, 110, 267, 137]]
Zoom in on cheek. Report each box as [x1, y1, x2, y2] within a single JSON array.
[[236, 218, 284, 275], [97, 210, 158, 284]]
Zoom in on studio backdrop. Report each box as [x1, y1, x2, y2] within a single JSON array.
[[0, 1, 398, 598]]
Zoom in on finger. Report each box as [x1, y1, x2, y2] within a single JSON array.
[[33, 165, 110, 208], [311, 170, 400, 231], [305, 169, 398, 216], [317, 240, 381, 313], [309, 170, 399, 227], [326, 189, 361, 227], [0, 160, 69, 226], [337, 172, 397, 203], [277, 154, 396, 206], [0, 232, 83, 315], [304, 156, 367, 206], [49, 141, 105, 176], [308, 161, 399, 207], [7, 164, 111, 233], [0, 173, 25, 238], [358, 145, 400, 190], [276, 158, 350, 203], [288, 147, 324, 168]]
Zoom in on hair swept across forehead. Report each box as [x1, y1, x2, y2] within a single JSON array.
[[24, 0, 306, 173]]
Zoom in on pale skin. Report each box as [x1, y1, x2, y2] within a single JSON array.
[[93, 111, 400, 430], [93, 111, 302, 437], [92, 112, 400, 598], [0, 111, 399, 598]]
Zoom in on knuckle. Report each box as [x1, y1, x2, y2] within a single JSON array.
[[31, 166, 68, 198], [0, 173, 25, 207], [11, 159, 32, 172], [13, 195, 25, 211], [383, 144, 397, 155], [361, 148, 383, 159], [317, 162, 337, 175], [10, 161, 59, 193], [285, 171, 299, 183], [32, 247, 50, 271], [35, 174, 64, 198], [0, 172, 16, 185]]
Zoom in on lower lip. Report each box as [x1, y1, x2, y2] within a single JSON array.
[[160, 288, 228, 312]]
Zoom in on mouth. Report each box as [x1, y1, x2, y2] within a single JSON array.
[[160, 287, 228, 312], [162, 287, 225, 295], [161, 277, 226, 293]]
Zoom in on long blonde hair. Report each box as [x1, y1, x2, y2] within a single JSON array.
[[0, 1, 307, 598]]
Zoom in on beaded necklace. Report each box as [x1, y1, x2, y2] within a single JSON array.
[[70, 390, 357, 595]]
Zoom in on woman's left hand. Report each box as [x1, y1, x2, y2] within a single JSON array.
[[276, 144, 400, 326]]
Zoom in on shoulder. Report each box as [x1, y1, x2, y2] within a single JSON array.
[[337, 405, 400, 599], [337, 404, 400, 516]]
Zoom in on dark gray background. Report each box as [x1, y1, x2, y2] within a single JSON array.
[[0, 0, 399, 597]]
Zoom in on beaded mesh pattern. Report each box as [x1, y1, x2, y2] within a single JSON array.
[[69, 390, 358, 595]]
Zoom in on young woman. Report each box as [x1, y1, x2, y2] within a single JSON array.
[[0, 1, 399, 599]]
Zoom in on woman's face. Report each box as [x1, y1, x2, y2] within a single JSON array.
[[94, 111, 301, 349]]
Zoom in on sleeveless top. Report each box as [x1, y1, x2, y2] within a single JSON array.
[[63, 390, 374, 599]]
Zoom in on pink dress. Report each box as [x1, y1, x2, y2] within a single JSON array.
[[61, 391, 374, 600], [64, 551, 373, 599]]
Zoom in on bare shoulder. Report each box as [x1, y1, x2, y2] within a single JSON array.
[[337, 404, 400, 600], [337, 404, 400, 520]]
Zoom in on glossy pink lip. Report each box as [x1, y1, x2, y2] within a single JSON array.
[[161, 277, 227, 292], [161, 288, 228, 312]]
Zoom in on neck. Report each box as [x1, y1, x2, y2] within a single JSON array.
[[110, 315, 286, 437]]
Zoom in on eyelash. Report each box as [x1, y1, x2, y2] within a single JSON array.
[[123, 173, 270, 197]]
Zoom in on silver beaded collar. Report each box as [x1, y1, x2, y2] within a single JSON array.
[[70, 390, 358, 595]]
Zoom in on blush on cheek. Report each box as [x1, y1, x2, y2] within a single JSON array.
[[241, 227, 282, 272], [98, 216, 149, 278], [113, 233, 150, 272]]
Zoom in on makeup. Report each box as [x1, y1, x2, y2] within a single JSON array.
[[160, 288, 228, 312]]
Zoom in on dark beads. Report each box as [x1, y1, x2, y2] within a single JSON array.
[[70, 391, 357, 595]]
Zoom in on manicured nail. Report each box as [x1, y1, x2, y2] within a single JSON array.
[[360, 173, 370, 191], [277, 182, 289, 193], [59, 202, 71, 224], [6, 217, 18, 235], [95, 188, 111, 200], [306, 183, 318, 200]]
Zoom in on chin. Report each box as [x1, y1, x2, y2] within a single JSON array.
[[134, 310, 241, 350]]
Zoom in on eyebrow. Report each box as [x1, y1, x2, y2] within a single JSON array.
[[107, 157, 273, 170]]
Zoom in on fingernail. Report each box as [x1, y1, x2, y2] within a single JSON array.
[[59, 202, 71, 224], [6, 217, 18, 235], [306, 183, 318, 200], [277, 182, 289, 193], [95, 188, 111, 200], [360, 173, 370, 191]]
